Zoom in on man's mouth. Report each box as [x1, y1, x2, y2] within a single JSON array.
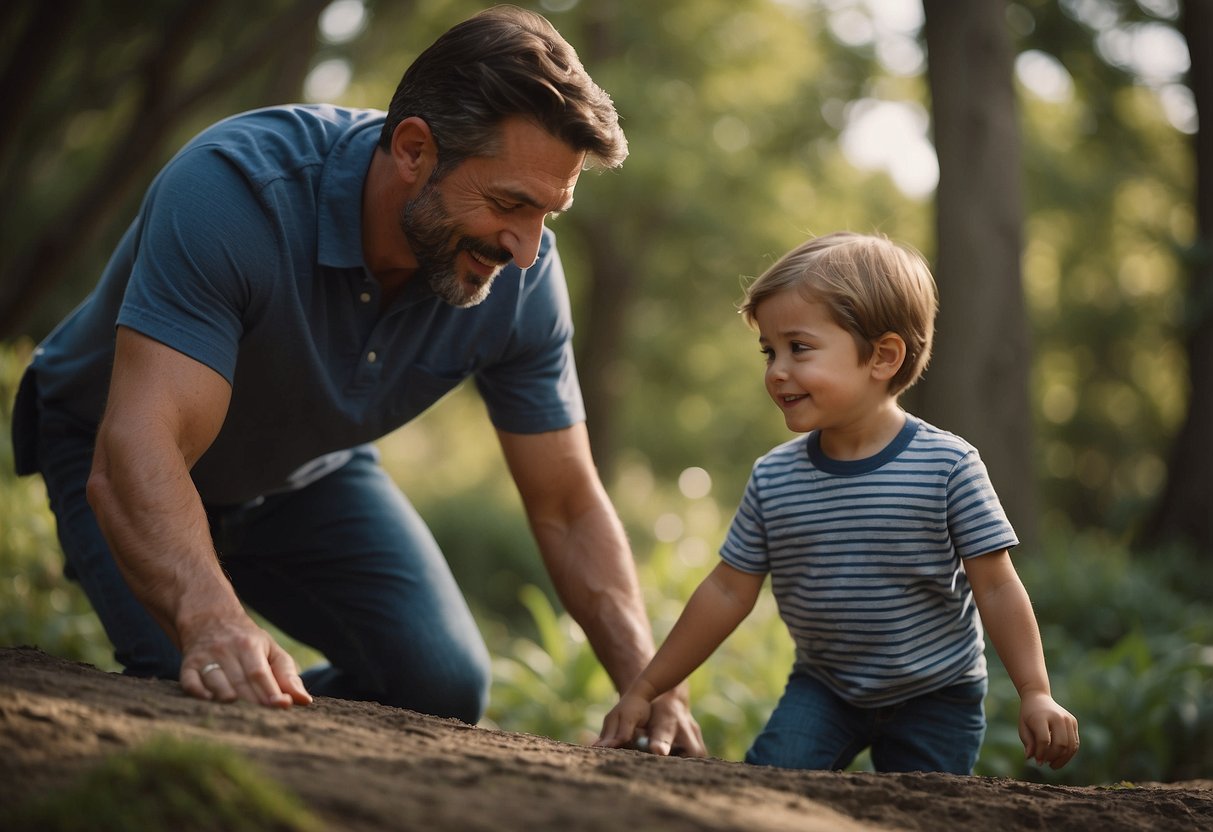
[[469, 249, 502, 269], [461, 238, 511, 274]]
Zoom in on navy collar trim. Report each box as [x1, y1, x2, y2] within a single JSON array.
[[806, 414, 920, 475]]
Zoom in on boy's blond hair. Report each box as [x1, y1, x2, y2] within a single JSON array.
[[740, 231, 938, 396]]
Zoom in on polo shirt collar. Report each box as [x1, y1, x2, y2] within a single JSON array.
[[317, 113, 384, 269]]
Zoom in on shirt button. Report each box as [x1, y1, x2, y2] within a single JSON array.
[[367, 351, 378, 363], [359, 292, 372, 303]]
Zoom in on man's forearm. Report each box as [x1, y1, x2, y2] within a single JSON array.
[[86, 431, 238, 644], [532, 504, 658, 691]]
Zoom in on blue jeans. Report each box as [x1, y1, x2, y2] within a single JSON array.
[[746, 671, 987, 774], [36, 414, 490, 722]]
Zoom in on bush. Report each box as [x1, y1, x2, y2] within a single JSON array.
[[0, 340, 117, 670], [979, 536, 1213, 784]]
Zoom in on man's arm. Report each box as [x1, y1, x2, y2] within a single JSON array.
[[496, 424, 705, 756], [963, 550, 1078, 769], [87, 327, 310, 708]]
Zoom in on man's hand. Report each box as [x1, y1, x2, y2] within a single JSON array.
[[178, 613, 312, 708], [1019, 690, 1079, 769]]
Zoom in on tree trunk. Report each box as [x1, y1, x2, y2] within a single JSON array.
[[570, 4, 633, 481], [0, 1, 83, 170], [919, 0, 1038, 546], [0, 0, 328, 340], [576, 222, 635, 483], [1140, 0, 1213, 553]]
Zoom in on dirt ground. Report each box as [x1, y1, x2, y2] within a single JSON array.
[[1, 646, 1210, 831]]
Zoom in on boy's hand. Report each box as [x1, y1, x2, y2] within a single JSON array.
[[1019, 690, 1079, 769], [594, 692, 653, 751], [642, 688, 706, 757]]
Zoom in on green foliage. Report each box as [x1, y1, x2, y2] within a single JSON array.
[[486, 584, 617, 745], [484, 547, 793, 762], [979, 537, 1213, 785], [0, 339, 115, 670], [1016, 1, 1195, 536], [2, 735, 320, 832]]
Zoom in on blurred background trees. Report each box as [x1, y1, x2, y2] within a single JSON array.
[[920, 0, 1037, 542], [2, 0, 1210, 784], [0, 0, 333, 337]]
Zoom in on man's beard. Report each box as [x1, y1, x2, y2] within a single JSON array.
[[399, 180, 512, 308]]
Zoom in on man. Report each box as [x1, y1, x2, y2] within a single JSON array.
[[11, 6, 704, 756]]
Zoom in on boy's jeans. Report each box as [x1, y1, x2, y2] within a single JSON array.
[[746, 670, 987, 774], [36, 415, 490, 722]]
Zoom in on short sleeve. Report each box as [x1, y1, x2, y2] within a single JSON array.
[[720, 465, 772, 575], [474, 232, 585, 433], [116, 146, 275, 383], [947, 450, 1019, 558]]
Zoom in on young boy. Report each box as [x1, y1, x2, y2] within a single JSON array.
[[596, 231, 1078, 774]]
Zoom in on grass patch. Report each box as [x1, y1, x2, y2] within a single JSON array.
[[3, 735, 320, 832]]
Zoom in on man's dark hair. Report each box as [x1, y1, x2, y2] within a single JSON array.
[[378, 5, 627, 175]]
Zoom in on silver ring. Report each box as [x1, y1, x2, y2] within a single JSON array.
[[200, 662, 222, 675]]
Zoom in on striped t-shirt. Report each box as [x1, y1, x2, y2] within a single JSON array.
[[720, 414, 1018, 708]]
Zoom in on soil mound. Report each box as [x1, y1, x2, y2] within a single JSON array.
[[2, 646, 1210, 831]]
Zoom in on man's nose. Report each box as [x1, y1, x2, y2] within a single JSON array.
[[501, 217, 544, 270]]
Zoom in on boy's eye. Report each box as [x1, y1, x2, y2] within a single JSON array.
[[759, 346, 774, 362], [790, 341, 810, 354]]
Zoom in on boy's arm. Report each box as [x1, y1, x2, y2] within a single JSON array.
[[595, 561, 764, 755], [963, 550, 1079, 769]]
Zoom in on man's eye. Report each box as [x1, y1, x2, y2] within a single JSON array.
[[493, 199, 521, 212]]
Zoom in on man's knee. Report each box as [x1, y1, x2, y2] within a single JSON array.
[[378, 649, 491, 723]]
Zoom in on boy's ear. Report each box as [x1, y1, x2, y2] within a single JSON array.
[[870, 332, 907, 382]]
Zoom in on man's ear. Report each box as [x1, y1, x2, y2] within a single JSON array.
[[389, 116, 437, 185], [870, 332, 907, 382]]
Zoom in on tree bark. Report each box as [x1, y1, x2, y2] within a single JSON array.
[[568, 2, 633, 480], [576, 222, 636, 481], [1140, 0, 1213, 552], [0, 1, 83, 170], [919, 0, 1038, 545]]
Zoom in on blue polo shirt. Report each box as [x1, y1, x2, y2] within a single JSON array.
[[26, 105, 585, 505]]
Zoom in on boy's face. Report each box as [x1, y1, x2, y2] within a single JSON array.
[[755, 287, 887, 435]]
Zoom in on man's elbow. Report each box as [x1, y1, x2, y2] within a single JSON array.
[[85, 464, 114, 517], [84, 436, 121, 517]]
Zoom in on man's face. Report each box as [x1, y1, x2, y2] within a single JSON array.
[[399, 177, 511, 308], [399, 117, 585, 308]]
